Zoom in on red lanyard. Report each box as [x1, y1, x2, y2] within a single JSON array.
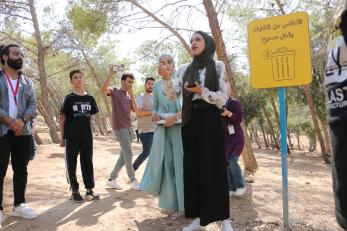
[[3, 69, 20, 106]]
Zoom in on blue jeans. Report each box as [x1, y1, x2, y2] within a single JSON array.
[[227, 156, 244, 191], [133, 132, 154, 171]]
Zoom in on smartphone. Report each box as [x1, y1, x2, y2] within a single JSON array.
[[186, 83, 197, 88], [113, 64, 125, 72], [219, 105, 227, 114]]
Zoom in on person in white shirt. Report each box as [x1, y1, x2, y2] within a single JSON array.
[[132, 77, 155, 171]]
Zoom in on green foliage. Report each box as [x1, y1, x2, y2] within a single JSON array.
[[68, 4, 107, 38], [235, 73, 263, 125]]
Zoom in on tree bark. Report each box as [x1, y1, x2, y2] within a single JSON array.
[[250, 123, 261, 149], [203, 0, 257, 173], [241, 124, 259, 173], [100, 112, 109, 134], [33, 131, 43, 145], [295, 133, 301, 150], [94, 113, 106, 135], [28, 0, 60, 143], [319, 116, 332, 154], [259, 120, 269, 149], [46, 83, 61, 118], [261, 106, 280, 150], [304, 86, 330, 163], [270, 98, 291, 153]]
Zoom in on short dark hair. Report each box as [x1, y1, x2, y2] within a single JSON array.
[[1, 44, 20, 65], [69, 69, 83, 80], [121, 73, 135, 81], [145, 77, 155, 84]]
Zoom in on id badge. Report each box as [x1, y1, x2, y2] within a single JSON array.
[[228, 125, 235, 134]]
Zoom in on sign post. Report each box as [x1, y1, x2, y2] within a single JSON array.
[[248, 11, 312, 228]]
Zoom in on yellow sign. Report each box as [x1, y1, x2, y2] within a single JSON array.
[[248, 12, 312, 88]]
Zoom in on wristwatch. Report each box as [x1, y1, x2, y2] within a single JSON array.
[[22, 117, 29, 123]]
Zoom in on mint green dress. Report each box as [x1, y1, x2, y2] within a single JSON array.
[[139, 80, 184, 212]]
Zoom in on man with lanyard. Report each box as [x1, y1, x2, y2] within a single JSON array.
[[132, 76, 156, 172], [0, 44, 38, 227]]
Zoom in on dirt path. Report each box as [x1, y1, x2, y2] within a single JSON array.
[[1, 135, 342, 231]]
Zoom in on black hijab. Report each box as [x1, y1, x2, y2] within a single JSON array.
[[182, 31, 219, 126]]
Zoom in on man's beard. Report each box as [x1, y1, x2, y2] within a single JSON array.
[[146, 89, 152, 93], [7, 58, 23, 70]]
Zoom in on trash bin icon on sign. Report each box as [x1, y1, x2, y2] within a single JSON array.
[[263, 47, 296, 81]]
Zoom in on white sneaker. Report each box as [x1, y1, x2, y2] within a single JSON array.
[[182, 218, 206, 231], [0, 210, 3, 228], [106, 179, 123, 190], [229, 191, 235, 197], [10, 204, 37, 219], [130, 180, 140, 190], [221, 220, 233, 231], [234, 187, 245, 197]]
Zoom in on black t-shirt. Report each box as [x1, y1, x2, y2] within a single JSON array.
[[60, 92, 99, 140]]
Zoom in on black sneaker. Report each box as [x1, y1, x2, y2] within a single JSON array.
[[71, 191, 84, 203], [85, 189, 100, 201]]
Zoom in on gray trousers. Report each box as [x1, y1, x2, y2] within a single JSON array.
[[109, 128, 136, 182]]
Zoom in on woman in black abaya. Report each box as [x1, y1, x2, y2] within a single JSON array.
[[169, 31, 233, 231]]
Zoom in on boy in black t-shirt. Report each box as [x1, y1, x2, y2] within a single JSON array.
[[60, 70, 100, 203]]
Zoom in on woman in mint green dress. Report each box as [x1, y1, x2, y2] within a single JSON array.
[[139, 54, 184, 213]]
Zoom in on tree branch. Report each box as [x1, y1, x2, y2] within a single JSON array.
[[125, 0, 192, 57]]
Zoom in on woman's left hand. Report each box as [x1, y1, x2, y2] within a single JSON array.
[[221, 108, 233, 117], [184, 81, 202, 95], [164, 116, 176, 127]]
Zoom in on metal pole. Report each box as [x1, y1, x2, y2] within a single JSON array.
[[278, 87, 289, 229]]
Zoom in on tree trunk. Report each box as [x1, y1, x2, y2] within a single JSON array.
[[248, 129, 254, 145], [271, 98, 281, 129], [33, 131, 43, 145], [46, 83, 61, 118], [285, 101, 293, 148], [309, 134, 317, 152], [295, 133, 301, 150], [250, 123, 261, 149], [94, 113, 106, 135], [259, 120, 269, 149], [28, 0, 60, 143], [319, 116, 332, 154], [203, 0, 257, 173], [304, 86, 330, 163], [261, 106, 280, 150], [37, 98, 59, 141], [241, 123, 258, 173], [100, 112, 109, 134], [270, 98, 291, 153]]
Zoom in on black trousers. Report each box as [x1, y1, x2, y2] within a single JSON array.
[[329, 112, 347, 230], [326, 80, 347, 230], [0, 131, 31, 210], [182, 104, 229, 226], [64, 139, 95, 192]]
